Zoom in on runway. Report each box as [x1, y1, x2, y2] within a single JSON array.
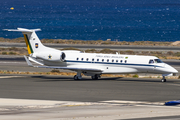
[[0, 56, 180, 119], [0, 55, 180, 102], [0, 75, 180, 102], [1, 75, 180, 120]]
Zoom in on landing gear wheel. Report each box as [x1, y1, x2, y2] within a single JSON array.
[[91, 74, 98, 80], [74, 75, 79, 80], [161, 79, 166, 82], [161, 76, 167, 82]]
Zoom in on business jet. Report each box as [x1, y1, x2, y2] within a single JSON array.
[[4, 28, 178, 82]]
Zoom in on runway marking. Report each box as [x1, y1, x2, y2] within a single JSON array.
[[0, 76, 25, 78], [0, 62, 25, 64], [166, 83, 180, 87], [0, 98, 180, 111], [99, 100, 163, 105], [0, 98, 102, 109], [1, 99, 180, 120], [100, 100, 180, 109], [99, 100, 180, 108]]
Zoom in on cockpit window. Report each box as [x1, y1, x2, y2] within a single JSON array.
[[154, 59, 163, 63], [149, 59, 154, 64]]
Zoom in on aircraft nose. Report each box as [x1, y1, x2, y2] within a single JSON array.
[[165, 64, 178, 73]]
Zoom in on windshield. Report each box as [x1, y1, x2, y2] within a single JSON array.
[[149, 59, 154, 64], [154, 59, 163, 63]]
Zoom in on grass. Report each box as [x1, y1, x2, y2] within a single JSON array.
[[61, 47, 82, 51], [51, 69, 60, 73], [133, 74, 139, 78], [0, 70, 77, 76], [0, 37, 178, 46], [0, 38, 180, 59], [0, 47, 28, 55], [0, 47, 180, 60]]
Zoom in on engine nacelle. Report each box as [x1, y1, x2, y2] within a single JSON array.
[[32, 52, 66, 62]]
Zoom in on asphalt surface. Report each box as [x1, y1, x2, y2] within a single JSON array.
[[124, 115, 180, 120], [0, 56, 179, 102], [0, 75, 180, 102], [0, 56, 180, 119]]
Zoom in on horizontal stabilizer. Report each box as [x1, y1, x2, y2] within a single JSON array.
[[3, 28, 41, 33], [29, 56, 44, 66], [24, 55, 33, 67]]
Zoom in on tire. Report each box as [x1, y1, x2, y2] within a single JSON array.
[[91, 76, 95, 80], [74, 75, 79, 80], [161, 79, 166, 82], [91, 75, 98, 80], [95, 74, 98, 80]]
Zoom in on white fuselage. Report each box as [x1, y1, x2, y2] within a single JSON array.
[[5, 28, 178, 81], [41, 50, 178, 75]]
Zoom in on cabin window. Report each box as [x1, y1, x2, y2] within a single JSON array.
[[92, 58, 94, 61], [116, 60, 118, 62], [86, 58, 89, 61], [125, 60, 127, 63], [121, 60, 123, 63], [112, 59, 114, 62], [149, 59, 154, 64], [154, 59, 163, 63], [102, 59, 104, 62], [107, 59, 109, 62], [77, 58, 79, 60], [97, 59, 99, 62], [81, 58, 83, 61]]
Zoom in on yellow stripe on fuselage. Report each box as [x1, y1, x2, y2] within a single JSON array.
[[23, 34, 32, 54]]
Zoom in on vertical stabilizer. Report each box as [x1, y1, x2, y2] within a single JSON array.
[[4, 28, 57, 55], [22, 30, 46, 54]]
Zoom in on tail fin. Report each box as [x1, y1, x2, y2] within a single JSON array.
[[4, 28, 47, 54]]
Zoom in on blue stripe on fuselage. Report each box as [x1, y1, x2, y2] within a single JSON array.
[[65, 60, 162, 68]]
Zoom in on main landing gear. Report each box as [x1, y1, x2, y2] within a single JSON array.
[[74, 75, 81, 80], [161, 76, 166, 82], [91, 74, 99, 80], [73, 71, 82, 80], [73, 71, 101, 80]]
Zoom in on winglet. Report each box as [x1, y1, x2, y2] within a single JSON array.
[[24, 55, 33, 67]]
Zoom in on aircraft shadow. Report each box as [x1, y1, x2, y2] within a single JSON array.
[[30, 75, 121, 82], [30, 75, 178, 83]]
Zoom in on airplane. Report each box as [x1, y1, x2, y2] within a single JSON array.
[[4, 28, 178, 82]]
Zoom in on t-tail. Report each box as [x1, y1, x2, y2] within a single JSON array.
[[4, 28, 50, 54], [4, 28, 65, 62]]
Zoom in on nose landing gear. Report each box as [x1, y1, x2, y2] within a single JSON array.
[[161, 76, 166, 82]]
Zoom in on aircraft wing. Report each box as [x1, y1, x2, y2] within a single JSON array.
[[24, 56, 102, 72], [36, 66, 103, 72]]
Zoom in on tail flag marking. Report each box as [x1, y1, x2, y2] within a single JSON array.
[[23, 34, 33, 54]]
